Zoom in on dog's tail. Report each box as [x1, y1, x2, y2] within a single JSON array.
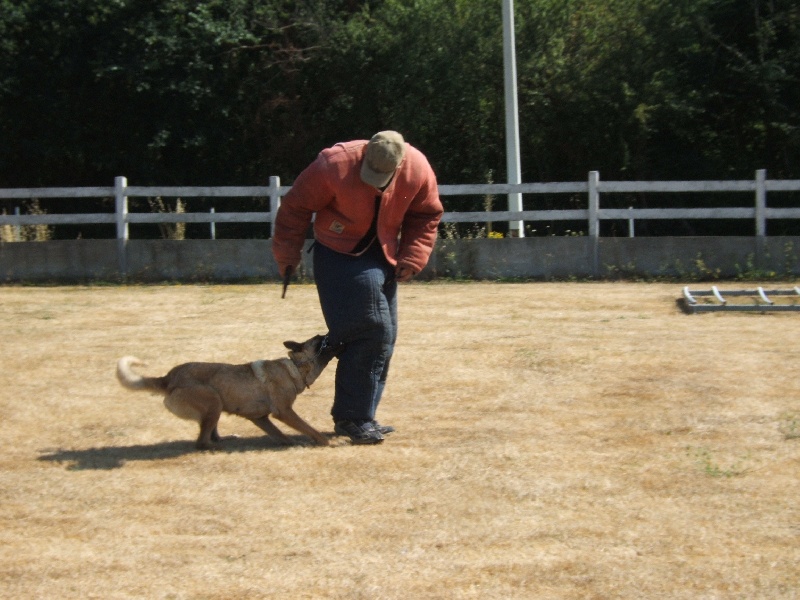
[[116, 356, 167, 393]]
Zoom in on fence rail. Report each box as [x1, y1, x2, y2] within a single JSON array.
[[2, 170, 800, 239]]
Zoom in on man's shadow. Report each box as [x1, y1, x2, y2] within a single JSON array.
[[38, 434, 327, 471]]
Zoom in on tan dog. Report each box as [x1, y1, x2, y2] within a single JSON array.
[[116, 335, 340, 450]]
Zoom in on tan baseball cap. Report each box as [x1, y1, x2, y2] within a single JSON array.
[[360, 131, 406, 188]]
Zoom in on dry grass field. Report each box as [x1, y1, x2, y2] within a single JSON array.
[[1, 281, 799, 599]]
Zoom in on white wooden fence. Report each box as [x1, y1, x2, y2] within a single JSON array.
[[2, 170, 800, 240]]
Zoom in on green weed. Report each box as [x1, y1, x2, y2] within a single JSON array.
[[688, 446, 750, 478]]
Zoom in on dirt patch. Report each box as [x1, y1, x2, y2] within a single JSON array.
[[1, 282, 799, 598]]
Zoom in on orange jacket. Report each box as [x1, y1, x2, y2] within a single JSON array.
[[272, 140, 443, 275]]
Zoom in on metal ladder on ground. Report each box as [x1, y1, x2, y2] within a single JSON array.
[[680, 286, 800, 313]]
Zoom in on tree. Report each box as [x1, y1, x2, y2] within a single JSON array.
[[1, 0, 798, 239], [514, 0, 800, 181], [0, 0, 347, 186]]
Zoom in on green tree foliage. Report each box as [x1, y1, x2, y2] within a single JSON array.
[[294, 0, 507, 183], [684, 0, 800, 177], [515, 0, 800, 180], [0, 0, 351, 185], [0, 0, 798, 194]]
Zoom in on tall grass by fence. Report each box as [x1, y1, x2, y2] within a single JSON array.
[[2, 170, 800, 241]]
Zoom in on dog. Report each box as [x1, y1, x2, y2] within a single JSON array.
[[116, 334, 340, 450]]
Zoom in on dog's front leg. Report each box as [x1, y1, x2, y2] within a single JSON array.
[[272, 408, 330, 446], [249, 415, 293, 445]]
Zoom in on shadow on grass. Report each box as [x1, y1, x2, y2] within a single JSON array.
[[38, 434, 327, 471]]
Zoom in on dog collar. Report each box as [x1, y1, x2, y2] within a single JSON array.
[[284, 358, 308, 392]]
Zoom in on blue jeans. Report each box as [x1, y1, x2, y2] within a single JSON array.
[[313, 242, 398, 423]]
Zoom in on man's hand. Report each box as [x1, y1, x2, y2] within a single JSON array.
[[395, 266, 416, 282]]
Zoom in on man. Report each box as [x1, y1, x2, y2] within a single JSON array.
[[272, 131, 443, 444]]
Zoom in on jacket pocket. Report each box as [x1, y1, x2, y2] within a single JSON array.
[[315, 209, 356, 236]]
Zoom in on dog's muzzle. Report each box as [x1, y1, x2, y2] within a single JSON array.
[[320, 335, 345, 358]]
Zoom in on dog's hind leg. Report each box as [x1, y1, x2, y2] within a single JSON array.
[[249, 415, 293, 446], [196, 410, 223, 450], [272, 408, 330, 446], [165, 386, 223, 450]]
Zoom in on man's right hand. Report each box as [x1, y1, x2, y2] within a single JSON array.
[[395, 266, 417, 282], [281, 265, 294, 299]]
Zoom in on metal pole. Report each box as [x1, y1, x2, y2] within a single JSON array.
[[502, 0, 524, 237], [210, 208, 216, 240]]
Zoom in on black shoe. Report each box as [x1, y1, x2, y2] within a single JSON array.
[[334, 420, 384, 445], [371, 420, 395, 435]]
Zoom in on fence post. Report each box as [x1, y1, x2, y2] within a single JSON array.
[[14, 207, 21, 241], [268, 176, 281, 238], [628, 207, 635, 238], [115, 176, 128, 277], [755, 169, 766, 237], [755, 169, 767, 272], [588, 171, 600, 276], [210, 208, 216, 240], [588, 171, 600, 238]]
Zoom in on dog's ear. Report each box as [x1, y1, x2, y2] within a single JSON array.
[[283, 341, 303, 352]]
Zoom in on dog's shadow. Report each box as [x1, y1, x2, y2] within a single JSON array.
[[38, 434, 330, 471]]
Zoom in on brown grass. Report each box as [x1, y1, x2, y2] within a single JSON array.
[[1, 281, 799, 599]]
